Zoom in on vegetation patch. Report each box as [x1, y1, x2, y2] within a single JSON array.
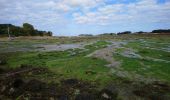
[[1, 36, 170, 100], [114, 54, 170, 82]]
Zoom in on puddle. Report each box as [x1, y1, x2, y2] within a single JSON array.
[[0, 43, 86, 53], [35, 43, 84, 51]]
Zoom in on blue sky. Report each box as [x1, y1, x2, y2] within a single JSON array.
[[0, 0, 170, 36]]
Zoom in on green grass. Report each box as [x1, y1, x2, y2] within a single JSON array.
[[47, 56, 111, 82], [2, 38, 170, 86], [5, 41, 113, 86], [114, 39, 170, 82], [126, 40, 170, 50], [114, 54, 170, 82], [124, 40, 170, 61], [138, 48, 170, 61]]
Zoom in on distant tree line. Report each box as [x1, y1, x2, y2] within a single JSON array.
[[152, 29, 170, 33], [0, 23, 53, 37], [79, 34, 93, 37], [79, 29, 170, 36], [99, 33, 116, 36], [117, 31, 132, 35], [117, 29, 170, 35]]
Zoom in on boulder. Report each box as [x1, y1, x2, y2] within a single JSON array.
[[100, 85, 118, 100]]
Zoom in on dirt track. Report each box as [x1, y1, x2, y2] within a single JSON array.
[[86, 41, 127, 68]]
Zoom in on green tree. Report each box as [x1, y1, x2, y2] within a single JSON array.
[[23, 23, 34, 36], [0, 23, 53, 37]]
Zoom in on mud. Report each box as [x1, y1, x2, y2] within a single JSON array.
[[133, 81, 170, 100], [0, 65, 118, 100], [0, 65, 49, 78]]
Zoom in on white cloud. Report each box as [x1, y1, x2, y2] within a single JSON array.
[[0, 0, 170, 35], [73, 0, 170, 25]]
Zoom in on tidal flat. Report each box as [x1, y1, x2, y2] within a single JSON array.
[[0, 35, 170, 100]]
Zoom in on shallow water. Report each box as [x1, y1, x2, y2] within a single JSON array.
[[35, 43, 84, 51], [0, 42, 85, 53]]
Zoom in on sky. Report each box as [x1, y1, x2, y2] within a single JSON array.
[[0, 0, 170, 36]]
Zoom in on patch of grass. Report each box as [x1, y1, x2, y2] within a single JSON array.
[[85, 41, 110, 50], [7, 41, 111, 67], [114, 54, 143, 72], [3, 38, 170, 86], [115, 47, 126, 53], [47, 56, 111, 83], [138, 48, 170, 61], [126, 40, 170, 50], [114, 54, 170, 82], [5, 41, 113, 86], [7, 51, 70, 68], [125, 41, 170, 61]]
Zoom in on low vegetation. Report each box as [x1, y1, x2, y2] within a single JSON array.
[[0, 34, 170, 100]]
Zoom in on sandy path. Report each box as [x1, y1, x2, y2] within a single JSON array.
[[86, 41, 126, 68]]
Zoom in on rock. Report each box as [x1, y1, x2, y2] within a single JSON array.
[[102, 93, 110, 99], [74, 89, 80, 95], [9, 88, 15, 94], [100, 85, 118, 100]]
